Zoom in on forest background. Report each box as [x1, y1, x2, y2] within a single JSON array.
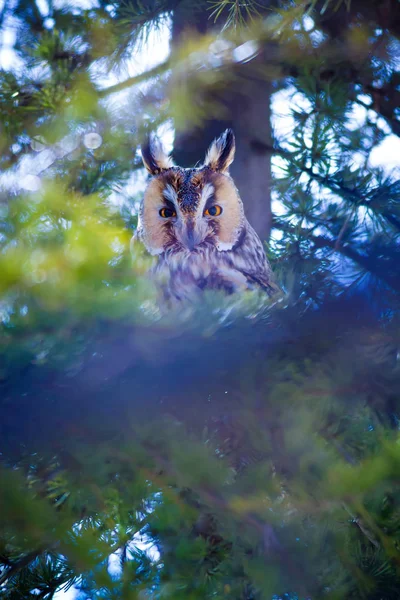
[[1, 0, 400, 598]]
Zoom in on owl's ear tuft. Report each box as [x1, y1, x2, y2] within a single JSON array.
[[141, 135, 174, 175], [204, 129, 235, 173]]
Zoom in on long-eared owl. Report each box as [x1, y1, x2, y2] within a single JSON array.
[[135, 129, 278, 302]]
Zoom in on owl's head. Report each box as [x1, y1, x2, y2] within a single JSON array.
[[138, 129, 245, 255]]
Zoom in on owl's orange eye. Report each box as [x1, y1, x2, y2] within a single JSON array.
[[159, 207, 176, 218], [204, 205, 222, 217]]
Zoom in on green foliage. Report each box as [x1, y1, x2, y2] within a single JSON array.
[[1, 308, 400, 598], [209, 0, 262, 30], [0, 0, 400, 599]]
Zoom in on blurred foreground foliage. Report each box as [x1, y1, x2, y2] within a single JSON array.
[[1, 297, 400, 599], [1, 0, 400, 598]]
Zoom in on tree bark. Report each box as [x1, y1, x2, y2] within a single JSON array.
[[171, 2, 273, 241]]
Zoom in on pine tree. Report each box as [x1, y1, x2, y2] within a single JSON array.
[[0, 0, 400, 598]]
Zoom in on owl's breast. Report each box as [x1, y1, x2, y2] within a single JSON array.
[[152, 246, 249, 302]]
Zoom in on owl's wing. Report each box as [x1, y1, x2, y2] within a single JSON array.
[[241, 268, 279, 296], [228, 224, 280, 296]]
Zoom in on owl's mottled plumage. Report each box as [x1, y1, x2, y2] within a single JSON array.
[[136, 129, 278, 302]]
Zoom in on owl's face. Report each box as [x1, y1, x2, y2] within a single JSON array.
[[138, 130, 245, 256]]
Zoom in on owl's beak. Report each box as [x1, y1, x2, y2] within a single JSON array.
[[177, 219, 205, 251]]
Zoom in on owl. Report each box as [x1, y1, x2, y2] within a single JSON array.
[[136, 129, 278, 303]]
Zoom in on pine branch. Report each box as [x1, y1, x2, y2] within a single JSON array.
[[0, 548, 45, 586], [97, 59, 170, 98], [265, 142, 400, 233], [273, 218, 400, 292], [301, 167, 400, 233], [343, 502, 380, 549]]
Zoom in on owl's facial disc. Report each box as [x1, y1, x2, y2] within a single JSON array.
[[139, 169, 244, 255]]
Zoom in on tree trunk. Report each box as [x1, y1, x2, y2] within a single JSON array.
[[171, 2, 273, 241]]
